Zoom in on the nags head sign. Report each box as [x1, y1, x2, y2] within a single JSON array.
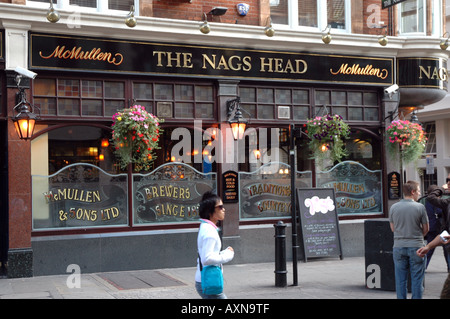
[[30, 33, 394, 86]]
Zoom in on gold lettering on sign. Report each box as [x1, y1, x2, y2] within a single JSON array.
[[247, 183, 291, 197], [43, 188, 101, 203], [39, 46, 124, 66], [202, 54, 252, 72], [330, 63, 388, 80], [419, 66, 448, 82], [153, 51, 193, 68], [259, 57, 307, 74]]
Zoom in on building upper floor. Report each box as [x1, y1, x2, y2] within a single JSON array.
[[0, 0, 447, 57], [9, 0, 447, 37]]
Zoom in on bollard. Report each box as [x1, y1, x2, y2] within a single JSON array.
[[274, 221, 287, 287]]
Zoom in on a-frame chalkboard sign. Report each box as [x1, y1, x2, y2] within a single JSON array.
[[297, 188, 343, 261]]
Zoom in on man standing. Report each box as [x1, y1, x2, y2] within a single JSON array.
[[389, 180, 429, 299]]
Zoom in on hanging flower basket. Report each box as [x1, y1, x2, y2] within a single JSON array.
[[111, 105, 163, 171], [305, 114, 350, 166], [386, 120, 426, 164]]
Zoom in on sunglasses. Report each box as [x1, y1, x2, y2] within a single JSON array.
[[447, 178, 450, 183], [215, 204, 224, 210]]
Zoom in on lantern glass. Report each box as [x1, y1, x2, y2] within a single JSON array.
[[231, 122, 246, 140], [13, 111, 37, 140]]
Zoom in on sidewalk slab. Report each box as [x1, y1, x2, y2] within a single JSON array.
[[0, 256, 447, 299]]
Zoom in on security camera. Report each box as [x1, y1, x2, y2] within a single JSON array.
[[14, 66, 37, 79], [384, 84, 399, 95]]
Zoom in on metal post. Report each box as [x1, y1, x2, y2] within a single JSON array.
[[290, 124, 299, 286], [274, 221, 287, 287]]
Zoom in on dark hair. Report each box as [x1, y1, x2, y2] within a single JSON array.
[[426, 184, 438, 195], [199, 191, 221, 219]]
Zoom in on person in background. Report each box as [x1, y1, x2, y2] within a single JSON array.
[[417, 233, 450, 299], [427, 181, 450, 273], [195, 191, 234, 299], [442, 174, 450, 190], [419, 185, 450, 271], [389, 180, 429, 299]]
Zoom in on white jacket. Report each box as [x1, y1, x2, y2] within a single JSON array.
[[195, 220, 234, 282]]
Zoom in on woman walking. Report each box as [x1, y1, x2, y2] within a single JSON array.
[[195, 191, 234, 299]]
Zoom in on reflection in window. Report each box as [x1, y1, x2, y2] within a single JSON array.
[[159, 127, 217, 174], [270, 0, 349, 31], [421, 168, 438, 195], [108, 0, 134, 11], [400, 0, 425, 34], [423, 122, 436, 154], [270, 0, 288, 25], [70, 0, 96, 8], [327, 0, 346, 29], [345, 131, 381, 170], [47, 125, 115, 174], [28, 0, 138, 13], [298, 0, 318, 27]]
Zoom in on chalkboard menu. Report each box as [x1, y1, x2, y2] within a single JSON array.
[[297, 188, 343, 261]]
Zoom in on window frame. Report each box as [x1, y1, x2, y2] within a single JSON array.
[[26, 0, 140, 16], [32, 76, 217, 122], [270, 0, 352, 34], [238, 84, 380, 124], [422, 121, 437, 156], [398, 0, 427, 36]]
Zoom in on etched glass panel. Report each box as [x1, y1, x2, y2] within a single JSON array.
[[133, 163, 216, 224], [239, 162, 312, 220], [32, 164, 128, 230], [316, 161, 382, 216]]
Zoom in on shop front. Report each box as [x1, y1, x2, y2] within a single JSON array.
[[12, 31, 400, 275]]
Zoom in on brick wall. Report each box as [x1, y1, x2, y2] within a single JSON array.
[[362, 0, 391, 35], [151, 0, 262, 25]]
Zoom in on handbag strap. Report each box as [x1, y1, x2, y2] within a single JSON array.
[[198, 252, 203, 271]]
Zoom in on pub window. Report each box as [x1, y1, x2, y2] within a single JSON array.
[[344, 130, 381, 171], [314, 89, 379, 122], [33, 78, 215, 121], [397, 0, 442, 37], [27, 0, 138, 14], [423, 122, 437, 155], [31, 125, 115, 175], [158, 127, 217, 174], [270, 0, 351, 33], [33, 78, 126, 118], [421, 168, 438, 195], [239, 86, 311, 121], [154, 83, 215, 120], [399, 0, 425, 34]]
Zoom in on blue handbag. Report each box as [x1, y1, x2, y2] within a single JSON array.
[[199, 255, 223, 295]]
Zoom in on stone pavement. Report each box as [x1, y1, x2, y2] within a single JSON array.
[[0, 255, 448, 300]]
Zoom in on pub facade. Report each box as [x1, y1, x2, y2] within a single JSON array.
[[0, 0, 448, 277]]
